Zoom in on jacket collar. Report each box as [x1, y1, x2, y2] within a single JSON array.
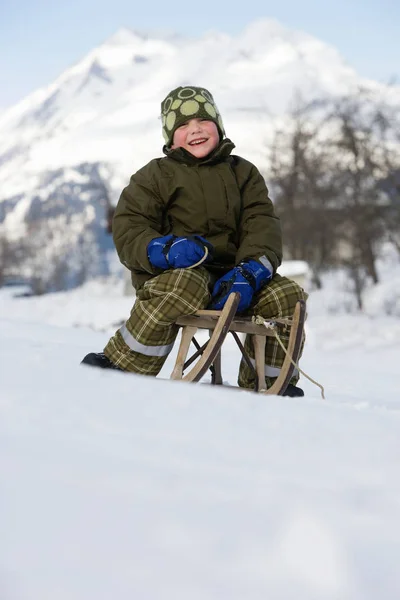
[[162, 138, 236, 166]]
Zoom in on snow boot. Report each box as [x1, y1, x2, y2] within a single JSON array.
[[81, 352, 123, 371], [283, 384, 304, 397]]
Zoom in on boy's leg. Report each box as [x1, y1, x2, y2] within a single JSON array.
[[238, 274, 308, 390], [104, 267, 211, 375]]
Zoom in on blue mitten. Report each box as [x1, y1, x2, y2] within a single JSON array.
[[210, 259, 272, 313], [148, 235, 213, 270]]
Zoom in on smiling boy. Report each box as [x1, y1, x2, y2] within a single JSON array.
[[171, 117, 220, 158], [82, 85, 307, 396]]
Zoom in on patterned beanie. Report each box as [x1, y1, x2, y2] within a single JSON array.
[[161, 86, 225, 147]]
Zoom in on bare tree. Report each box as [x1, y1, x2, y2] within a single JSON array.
[[325, 94, 388, 285], [268, 90, 400, 309], [269, 101, 338, 288], [372, 106, 400, 257], [0, 232, 27, 286]]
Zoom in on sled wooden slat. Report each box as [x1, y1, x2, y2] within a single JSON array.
[[176, 313, 293, 336], [172, 293, 306, 395], [259, 299, 305, 395], [170, 325, 198, 381], [171, 293, 241, 383]]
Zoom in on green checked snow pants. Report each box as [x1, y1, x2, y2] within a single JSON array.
[[104, 267, 308, 389]]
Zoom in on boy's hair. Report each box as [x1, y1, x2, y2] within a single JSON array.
[[161, 86, 225, 147]]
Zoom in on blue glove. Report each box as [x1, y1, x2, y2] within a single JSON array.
[[148, 234, 214, 269], [209, 259, 272, 313]]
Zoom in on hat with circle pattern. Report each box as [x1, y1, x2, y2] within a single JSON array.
[[161, 86, 225, 147]]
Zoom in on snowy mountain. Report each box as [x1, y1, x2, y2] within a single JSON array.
[[1, 19, 400, 288], [3, 20, 400, 190]]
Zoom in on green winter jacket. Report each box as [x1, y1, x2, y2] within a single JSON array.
[[112, 138, 282, 290]]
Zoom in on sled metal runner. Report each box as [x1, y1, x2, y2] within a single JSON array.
[[171, 292, 306, 395]]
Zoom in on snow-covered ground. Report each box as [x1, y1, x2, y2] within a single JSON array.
[[1, 264, 400, 600]]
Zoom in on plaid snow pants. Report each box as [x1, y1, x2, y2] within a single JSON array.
[[104, 267, 308, 388]]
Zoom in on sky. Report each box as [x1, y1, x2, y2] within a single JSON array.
[[1, 0, 399, 111]]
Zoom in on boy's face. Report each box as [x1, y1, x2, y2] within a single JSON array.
[[171, 118, 220, 158]]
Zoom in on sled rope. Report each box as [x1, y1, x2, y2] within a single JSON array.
[[187, 246, 209, 269], [253, 315, 326, 399]]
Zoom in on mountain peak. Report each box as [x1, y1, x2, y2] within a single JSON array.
[[237, 17, 309, 53], [102, 27, 148, 46]]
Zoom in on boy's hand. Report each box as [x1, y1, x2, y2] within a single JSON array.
[[148, 235, 214, 269], [209, 259, 272, 313]]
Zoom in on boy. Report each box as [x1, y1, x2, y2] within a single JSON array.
[[82, 85, 307, 396]]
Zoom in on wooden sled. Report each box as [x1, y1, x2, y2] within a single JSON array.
[[171, 292, 306, 395]]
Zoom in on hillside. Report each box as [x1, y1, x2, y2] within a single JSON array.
[[1, 272, 400, 599]]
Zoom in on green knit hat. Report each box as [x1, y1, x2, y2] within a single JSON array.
[[161, 85, 225, 147]]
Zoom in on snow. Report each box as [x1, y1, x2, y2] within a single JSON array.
[[1, 264, 400, 599], [279, 259, 309, 278]]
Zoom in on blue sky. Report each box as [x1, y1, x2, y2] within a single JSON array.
[[1, 0, 399, 109]]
